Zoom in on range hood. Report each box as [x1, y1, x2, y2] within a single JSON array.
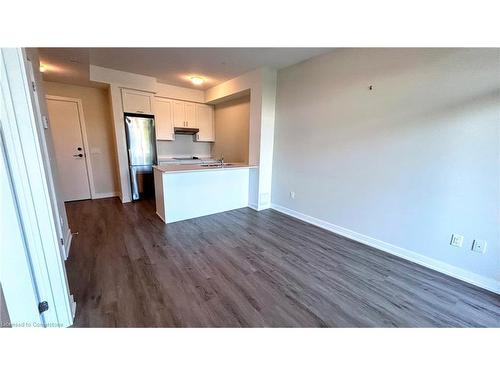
[[174, 127, 199, 135]]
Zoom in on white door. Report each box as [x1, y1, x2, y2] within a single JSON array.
[[0, 138, 43, 327], [46, 98, 92, 201], [154, 98, 174, 140]]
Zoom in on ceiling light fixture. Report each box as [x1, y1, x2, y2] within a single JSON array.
[[190, 76, 204, 86], [39, 64, 47, 73]]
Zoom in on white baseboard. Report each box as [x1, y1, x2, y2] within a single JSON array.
[[271, 203, 500, 295], [64, 228, 72, 260], [92, 191, 119, 199], [248, 203, 271, 211]]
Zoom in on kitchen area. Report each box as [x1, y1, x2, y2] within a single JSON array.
[[120, 86, 255, 223]]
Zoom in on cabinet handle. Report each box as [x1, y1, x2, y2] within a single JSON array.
[[136, 110, 144, 113]]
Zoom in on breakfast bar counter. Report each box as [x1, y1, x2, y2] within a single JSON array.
[[153, 163, 257, 223]]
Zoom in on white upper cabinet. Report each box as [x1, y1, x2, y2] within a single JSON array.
[[195, 104, 215, 142], [153, 98, 215, 142], [122, 89, 153, 115], [172, 100, 185, 128], [184, 102, 196, 128], [154, 98, 174, 141], [171, 100, 197, 128]]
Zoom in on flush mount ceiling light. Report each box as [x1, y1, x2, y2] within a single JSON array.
[[190, 76, 204, 86], [39, 64, 47, 73]]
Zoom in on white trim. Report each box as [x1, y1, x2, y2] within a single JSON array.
[[69, 294, 76, 319], [156, 212, 167, 224], [271, 203, 500, 295], [92, 191, 119, 199], [248, 203, 259, 210], [45, 94, 96, 200], [1, 48, 74, 327], [24, 59, 68, 261], [64, 228, 72, 259]]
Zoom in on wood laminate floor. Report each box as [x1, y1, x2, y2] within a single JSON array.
[[65, 198, 499, 327]]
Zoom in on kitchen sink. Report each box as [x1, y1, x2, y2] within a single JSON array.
[[201, 163, 235, 167]]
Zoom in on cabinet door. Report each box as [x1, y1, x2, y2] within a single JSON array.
[[172, 100, 185, 128], [195, 104, 215, 142], [154, 98, 174, 140], [184, 102, 196, 128], [122, 89, 153, 114]]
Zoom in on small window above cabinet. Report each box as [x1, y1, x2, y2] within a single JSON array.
[[154, 97, 174, 141], [122, 89, 154, 115]]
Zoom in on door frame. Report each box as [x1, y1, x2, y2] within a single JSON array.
[[1, 48, 74, 327], [45, 94, 96, 199]]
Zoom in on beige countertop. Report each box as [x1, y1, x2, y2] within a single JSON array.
[[153, 163, 257, 174]]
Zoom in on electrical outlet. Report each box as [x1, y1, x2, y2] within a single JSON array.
[[450, 234, 464, 248], [471, 240, 487, 254], [289, 191, 295, 199]]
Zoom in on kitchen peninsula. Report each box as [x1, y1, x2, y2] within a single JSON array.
[[153, 163, 257, 223]]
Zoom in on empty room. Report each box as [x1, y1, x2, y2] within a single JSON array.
[[1, 1, 499, 374]]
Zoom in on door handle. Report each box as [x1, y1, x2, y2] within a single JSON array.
[[73, 153, 84, 158]]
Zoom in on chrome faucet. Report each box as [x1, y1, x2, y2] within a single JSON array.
[[218, 153, 224, 166]]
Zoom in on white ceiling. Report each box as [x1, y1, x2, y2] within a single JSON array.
[[38, 48, 332, 89]]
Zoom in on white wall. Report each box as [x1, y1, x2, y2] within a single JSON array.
[[157, 135, 211, 159], [272, 48, 500, 291], [212, 95, 250, 163], [90, 65, 205, 102], [206, 68, 277, 210], [90, 65, 206, 202]]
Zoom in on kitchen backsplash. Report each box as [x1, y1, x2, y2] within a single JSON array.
[[156, 134, 212, 159]]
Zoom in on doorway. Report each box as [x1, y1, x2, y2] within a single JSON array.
[[46, 95, 95, 201]]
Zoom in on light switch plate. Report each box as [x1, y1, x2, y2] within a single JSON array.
[[450, 234, 464, 248], [471, 240, 487, 254]]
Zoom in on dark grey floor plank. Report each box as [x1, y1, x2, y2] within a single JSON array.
[[64, 198, 500, 327]]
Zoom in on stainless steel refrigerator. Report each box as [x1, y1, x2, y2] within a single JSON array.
[[124, 114, 157, 201]]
